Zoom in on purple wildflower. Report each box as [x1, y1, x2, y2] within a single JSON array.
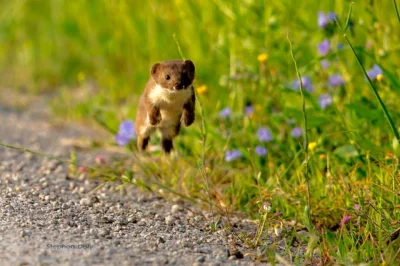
[[245, 105, 254, 116], [339, 215, 351, 227], [367, 64, 383, 80], [354, 204, 360, 211], [257, 127, 273, 142], [318, 39, 330, 56], [321, 60, 330, 69], [327, 12, 338, 21], [225, 149, 242, 162], [115, 120, 135, 146], [292, 76, 313, 93], [291, 127, 302, 138], [318, 11, 338, 28], [219, 107, 232, 118], [318, 93, 333, 109], [328, 74, 345, 87], [255, 146, 267, 156], [318, 11, 329, 28]]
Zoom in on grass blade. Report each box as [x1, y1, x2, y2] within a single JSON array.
[[339, 3, 400, 142], [394, 0, 400, 25], [344, 2, 354, 33], [287, 36, 312, 227], [344, 36, 400, 142]]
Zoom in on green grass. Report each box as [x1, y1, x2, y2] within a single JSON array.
[[1, 0, 400, 264]]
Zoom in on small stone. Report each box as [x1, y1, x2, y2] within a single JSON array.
[[195, 256, 206, 263], [44, 195, 50, 201], [137, 219, 146, 226], [194, 247, 212, 254], [165, 215, 174, 226], [194, 216, 203, 222], [171, 204, 183, 214], [228, 255, 236, 260], [41, 182, 48, 188], [79, 187, 85, 193], [99, 228, 110, 237], [20, 230, 30, 237], [78, 173, 86, 181], [127, 216, 137, 223], [101, 216, 114, 224], [80, 198, 93, 207], [118, 218, 128, 226], [54, 165, 64, 173]]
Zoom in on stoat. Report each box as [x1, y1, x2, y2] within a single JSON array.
[[135, 60, 196, 153]]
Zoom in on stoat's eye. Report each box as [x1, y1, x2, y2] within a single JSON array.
[[165, 75, 170, 80]]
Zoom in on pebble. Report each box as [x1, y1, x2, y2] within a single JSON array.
[[127, 216, 137, 223], [99, 228, 110, 237], [137, 219, 147, 226], [20, 230, 30, 237], [194, 247, 212, 254], [171, 204, 183, 213], [80, 197, 93, 207], [165, 215, 174, 226], [195, 255, 206, 262]]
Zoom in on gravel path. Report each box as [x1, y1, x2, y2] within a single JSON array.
[[0, 101, 265, 266]]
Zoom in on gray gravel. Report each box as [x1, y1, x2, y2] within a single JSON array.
[[0, 101, 266, 265]]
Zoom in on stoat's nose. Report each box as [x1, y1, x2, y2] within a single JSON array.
[[173, 83, 185, 90]]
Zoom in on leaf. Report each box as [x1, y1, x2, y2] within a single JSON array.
[[346, 103, 382, 121], [344, 2, 354, 33], [333, 144, 359, 159]]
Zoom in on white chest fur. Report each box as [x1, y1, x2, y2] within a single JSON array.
[[148, 84, 192, 108], [147, 84, 192, 128]]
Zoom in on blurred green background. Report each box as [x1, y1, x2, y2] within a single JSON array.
[[1, 0, 398, 119]]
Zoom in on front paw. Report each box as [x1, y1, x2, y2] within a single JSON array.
[[149, 112, 161, 126], [182, 113, 195, 127]]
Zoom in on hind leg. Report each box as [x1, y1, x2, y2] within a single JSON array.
[[160, 123, 180, 154], [136, 121, 155, 152], [137, 135, 150, 152], [161, 138, 173, 153]]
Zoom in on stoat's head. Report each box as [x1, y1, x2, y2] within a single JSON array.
[[151, 60, 195, 91]]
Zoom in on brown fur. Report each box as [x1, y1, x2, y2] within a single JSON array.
[[135, 60, 196, 153]]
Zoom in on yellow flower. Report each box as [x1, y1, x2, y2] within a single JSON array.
[[308, 142, 317, 151], [377, 74, 383, 82], [319, 154, 326, 160], [196, 85, 208, 95], [255, 104, 263, 111], [77, 71, 86, 83], [257, 53, 269, 63], [205, 167, 211, 174]]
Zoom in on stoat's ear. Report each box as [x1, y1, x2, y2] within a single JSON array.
[[151, 63, 160, 79], [184, 60, 195, 74]]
